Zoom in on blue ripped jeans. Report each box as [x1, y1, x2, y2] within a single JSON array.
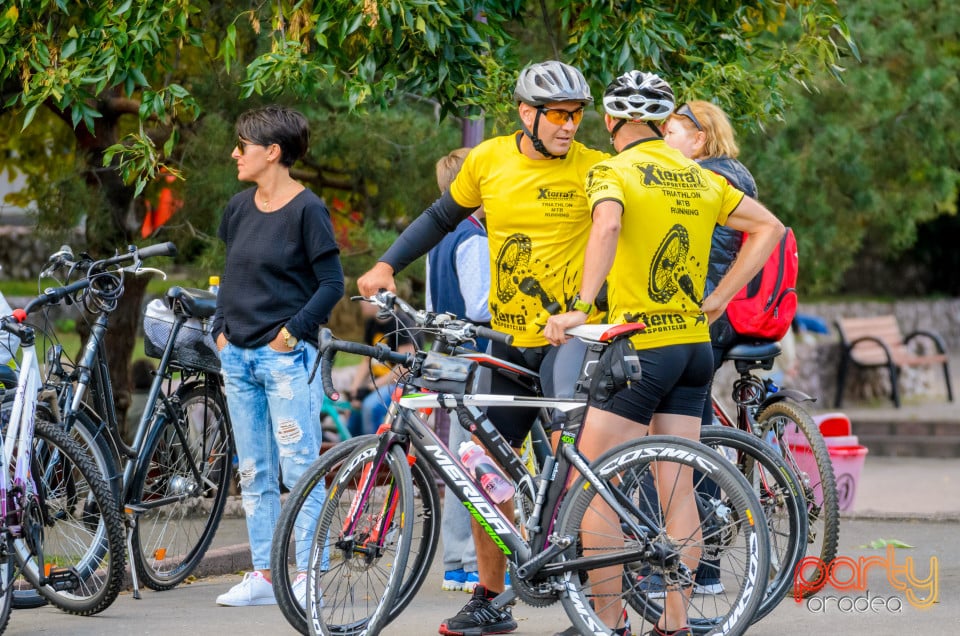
[[219, 340, 324, 571]]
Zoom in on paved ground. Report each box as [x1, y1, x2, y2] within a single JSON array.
[[4, 515, 955, 635], [4, 450, 958, 635]]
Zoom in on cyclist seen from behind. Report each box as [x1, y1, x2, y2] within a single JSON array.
[[544, 71, 785, 636], [358, 60, 607, 636]]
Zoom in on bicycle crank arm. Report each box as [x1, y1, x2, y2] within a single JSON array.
[[514, 534, 573, 580]]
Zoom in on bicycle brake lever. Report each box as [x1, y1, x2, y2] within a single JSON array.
[[130, 266, 167, 279]]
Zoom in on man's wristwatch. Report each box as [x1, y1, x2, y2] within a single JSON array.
[[571, 294, 594, 314], [280, 326, 298, 348]]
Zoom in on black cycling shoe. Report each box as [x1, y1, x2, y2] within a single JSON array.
[[438, 585, 517, 636]]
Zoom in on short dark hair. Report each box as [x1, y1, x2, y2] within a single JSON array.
[[236, 106, 309, 167]]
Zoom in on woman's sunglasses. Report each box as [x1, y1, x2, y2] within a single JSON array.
[[675, 103, 703, 131], [236, 138, 271, 155], [538, 106, 585, 126]]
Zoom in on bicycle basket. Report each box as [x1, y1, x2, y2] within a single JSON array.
[[143, 298, 220, 373], [418, 353, 477, 393]]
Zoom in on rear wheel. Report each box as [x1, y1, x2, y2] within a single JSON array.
[[558, 436, 769, 636], [130, 381, 233, 590], [756, 399, 839, 598], [699, 426, 807, 621], [0, 542, 13, 631]]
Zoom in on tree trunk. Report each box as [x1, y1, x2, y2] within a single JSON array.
[[66, 90, 147, 433]]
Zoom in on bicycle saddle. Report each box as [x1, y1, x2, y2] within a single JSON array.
[[723, 341, 781, 373], [566, 323, 646, 344], [165, 286, 217, 319]]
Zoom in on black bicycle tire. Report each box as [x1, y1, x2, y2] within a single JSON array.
[[756, 399, 839, 598], [557, 435, 769, 636], [272, 436, 441, 635], [273, 437, 366, 634], [1, 394, 48, 610], [307, 443, 415, 636], [130, 381, 234, 590], [2, 393, 122, 610], [699, 426, 807, 622], [12, 419, 127, 615]]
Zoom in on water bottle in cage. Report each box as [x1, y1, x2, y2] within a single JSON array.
[[459, 441, 514, 504]]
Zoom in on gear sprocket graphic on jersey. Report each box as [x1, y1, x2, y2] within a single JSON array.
[[495, 234, 532, 304], [649, 224, 701, 307]]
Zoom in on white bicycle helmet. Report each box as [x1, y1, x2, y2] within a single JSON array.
[[514, 61, 593, 106], [603, 71, 675, 121]]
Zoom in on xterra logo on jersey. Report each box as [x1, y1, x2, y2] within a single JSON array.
[[537, 188, 578, 201], [622, 311, 692, 332], [633, 163, 707, 190]]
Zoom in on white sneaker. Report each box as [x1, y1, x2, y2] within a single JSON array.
[[216, 571, 277, 606], [292, 572, 308, 609], [292, 572, 323, 610], [694, 580, 725, 595]]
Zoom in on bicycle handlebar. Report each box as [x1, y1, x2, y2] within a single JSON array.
[[21, 242, 178, 316], [314, 327, 416, 400], [359, 291, 513, 346]]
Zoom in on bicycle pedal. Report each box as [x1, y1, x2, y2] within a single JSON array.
[[125, 504, 148, 515], [42, 567, 81, 592]]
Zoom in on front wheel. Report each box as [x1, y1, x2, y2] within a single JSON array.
[[307, 443, 415, 636], [756, 399, 839, 598], [557, 435, 769, 636], [130, 381, 234, 590], [272, 436, 440, 635], [12, 419, 127, 615]]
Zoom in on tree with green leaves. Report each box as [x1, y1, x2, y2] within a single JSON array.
[[743, 0, 959, 295], [1, 0, 853, 419]]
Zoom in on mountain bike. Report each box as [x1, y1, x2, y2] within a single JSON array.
[[307, 322, 770, 636], [712, 340, 839, 597], [0, 245, 177, 616]]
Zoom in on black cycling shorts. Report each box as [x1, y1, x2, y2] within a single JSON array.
[[486, 338, 586, 447], [601, 341, 713, 424]]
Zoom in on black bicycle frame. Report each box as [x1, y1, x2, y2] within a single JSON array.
[[381, 391, 666, 585]]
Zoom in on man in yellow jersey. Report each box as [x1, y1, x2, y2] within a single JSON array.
[[358, 60, 608, 636], [545, 71, 784, 636]]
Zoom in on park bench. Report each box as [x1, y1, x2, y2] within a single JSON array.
[[834, 314, 954, 407]]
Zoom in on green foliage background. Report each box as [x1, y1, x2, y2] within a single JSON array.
[[742, 0, 960, 296]]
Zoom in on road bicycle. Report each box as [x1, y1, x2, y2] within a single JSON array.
[[711, 340, 839, 597], [271, 294, 527, 634], [0, 245, 180, 618], [36, 246, 234, 598], [306, 319, 770, 636], [273, 294, 803, 632]]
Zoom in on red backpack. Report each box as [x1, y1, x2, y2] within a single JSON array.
[[725, 227, 798, 341]]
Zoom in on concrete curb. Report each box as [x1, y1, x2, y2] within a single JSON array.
[[191, 543, 253, 579]]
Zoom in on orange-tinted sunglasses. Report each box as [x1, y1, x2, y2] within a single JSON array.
[[539, 106, 585, 126]]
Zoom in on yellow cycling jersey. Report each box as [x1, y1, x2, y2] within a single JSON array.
[[586, 138, 744, 349], [450, 133, 608, 347]]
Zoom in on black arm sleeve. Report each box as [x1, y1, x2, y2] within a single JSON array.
[[379, 190, 474, 273]]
